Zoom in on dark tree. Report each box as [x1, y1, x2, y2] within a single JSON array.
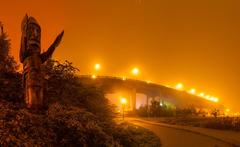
[[0, 22, 18, 73]]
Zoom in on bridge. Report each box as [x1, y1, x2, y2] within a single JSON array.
[[79, 75, 223, 112]]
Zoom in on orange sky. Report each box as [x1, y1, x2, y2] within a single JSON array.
[[1, 0, 240, 111]]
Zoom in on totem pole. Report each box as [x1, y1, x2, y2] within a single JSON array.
[[19, 15, 64, 109]]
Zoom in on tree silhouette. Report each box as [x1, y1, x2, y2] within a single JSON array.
[[0, 22, 18, 73]]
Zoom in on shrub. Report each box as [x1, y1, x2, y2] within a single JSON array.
[[0, 100, 120, 146], [43, 59, 115, 122], [137, 100, 175, 117]]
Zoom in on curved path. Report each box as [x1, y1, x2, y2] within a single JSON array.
[[129, 119, 233, 147]]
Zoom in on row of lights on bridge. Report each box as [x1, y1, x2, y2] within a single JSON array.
[[92, 63, 140, 79], [175, 83, 219, 103], [93, 64, 238, 115], [91, 63, 219, 103]]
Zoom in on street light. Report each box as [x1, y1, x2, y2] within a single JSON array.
[[146, 80, 152, 84], [199, 92, 205, 97], [132, 67, 139, 75], [189, 88, 196, 94], [121, 98, 127, 121], [176, 83, 183, 90], [95, 63, 101, 71], [91, 74, 96, 79]]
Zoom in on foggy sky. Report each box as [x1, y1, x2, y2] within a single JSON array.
[[0, 0, 240, 111]]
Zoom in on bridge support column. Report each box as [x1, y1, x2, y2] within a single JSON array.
[[130, 88, 136, 112]]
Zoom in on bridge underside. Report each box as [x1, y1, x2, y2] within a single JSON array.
[[79, 76, 223, 112]]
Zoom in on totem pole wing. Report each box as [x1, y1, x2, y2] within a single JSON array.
[[40, 31, 64, 63]]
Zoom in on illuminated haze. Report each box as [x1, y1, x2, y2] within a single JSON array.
[[0, 0, 240, 111]]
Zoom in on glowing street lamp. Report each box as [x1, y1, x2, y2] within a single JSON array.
[[189, 88, 196, 94], [121, 98, 127, 104], [121, 98, 127, 120], [199, 92, 205, 97], [176, 83, 183, 90], [213, 97, 219, 102], [160, 102, 163, 106], [94, 63, 101, 71], [146, 80, 152, 84], [132, 67, 139, 76], [225, 108, 230, 116], [91, 74, 96, 79], [205, 95, 210, 99], [209, 96, 219, 103]]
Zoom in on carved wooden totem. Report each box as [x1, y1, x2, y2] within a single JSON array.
[[19, 15, 64, 109]]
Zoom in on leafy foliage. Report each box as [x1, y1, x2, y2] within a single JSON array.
[[0, 100, 120, 146], [0, 72, 23, 102], [137, 100, 175, 117], [43, 59, 115, 121], [204, 117, 240, 131]]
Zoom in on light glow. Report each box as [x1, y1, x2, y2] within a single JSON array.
[[92, 74, 96, 79], [121, 98, 127, 104], [199, 92, 205, 97], [176, 83, 183, 90], [132, 67, 139, 75], [95, 63, 101, 70], [189, 88, 196, 94], [146, 80, 151, 84]]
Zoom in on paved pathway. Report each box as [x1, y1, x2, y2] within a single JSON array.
[[129, 119, 236, 147]]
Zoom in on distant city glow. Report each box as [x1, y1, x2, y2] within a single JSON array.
[[132, 67, 139, 75], [176, 83, 183, 90]]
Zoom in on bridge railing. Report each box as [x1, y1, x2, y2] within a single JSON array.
[[78, 75, 158, 85]]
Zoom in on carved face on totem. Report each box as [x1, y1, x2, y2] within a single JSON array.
[[26, 22, 41, 52], [21, 16, 41, 54]]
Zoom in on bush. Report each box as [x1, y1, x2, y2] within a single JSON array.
[[0, 72, 23, 103], [137, 100, 175, 117], [0, 100, 120, 146], [43, 59, 115, 121], [204, 117, 240, 131]]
